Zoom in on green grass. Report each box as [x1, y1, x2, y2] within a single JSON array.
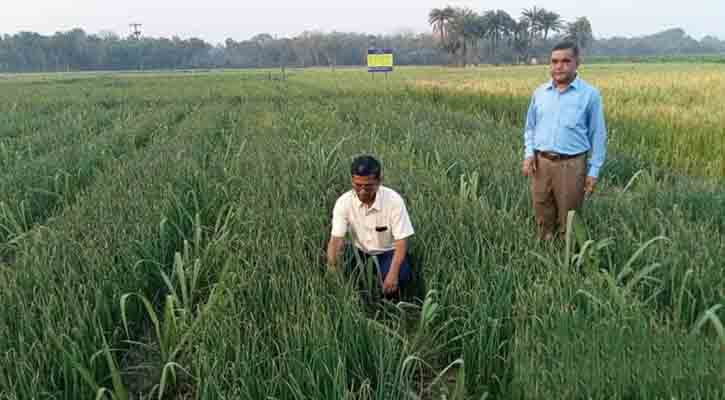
[[1, 66, 725, 399]]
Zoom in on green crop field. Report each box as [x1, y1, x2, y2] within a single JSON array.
[[1, 64, 725, 399]]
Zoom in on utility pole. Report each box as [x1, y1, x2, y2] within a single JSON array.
[[129, 23, 143, 71], [129, 23, 142, 40]]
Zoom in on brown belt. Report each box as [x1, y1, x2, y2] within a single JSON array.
[[535, 150, 586, 161]]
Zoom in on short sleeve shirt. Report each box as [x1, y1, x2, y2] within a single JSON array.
[[331, 186, 414, 255]]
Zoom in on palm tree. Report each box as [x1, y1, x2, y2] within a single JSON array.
[[521, 6, 545, 40], [471, 13, 490, 64], [428, 6, 457, 63], [442, 35, 462, 65], [513, 19, 532, 64], [448, 7, 478, 66], [429, 7, 456, 46], [540, 11, 564, 40], [481, 10, 516, 62], [565, 17, 594, 50]]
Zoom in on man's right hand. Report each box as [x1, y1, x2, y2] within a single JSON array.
[[522, 157, 536, 177], [326, 236, 344, 270]]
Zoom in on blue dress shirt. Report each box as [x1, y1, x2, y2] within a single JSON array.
[[524, 76, 608, 178]]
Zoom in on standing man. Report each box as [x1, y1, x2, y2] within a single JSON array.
[[522, 41, 608, 240], [327, 155, 415, 299]]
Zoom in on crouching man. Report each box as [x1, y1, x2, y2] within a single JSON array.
[[326, 155, 415, 300]]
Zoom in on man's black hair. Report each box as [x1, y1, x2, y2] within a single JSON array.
[[552, 41, 580, 59], [351, 155, 381, 179]]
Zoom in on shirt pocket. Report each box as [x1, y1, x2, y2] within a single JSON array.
[[561, 98, 585, 129], [374, 224, 393, 247]]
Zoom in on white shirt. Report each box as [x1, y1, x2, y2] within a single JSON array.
[[331, 185, 415, 255]]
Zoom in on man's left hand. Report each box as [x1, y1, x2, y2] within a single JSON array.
[[584, 176, 598, 196], [382, 273, 399, 295]]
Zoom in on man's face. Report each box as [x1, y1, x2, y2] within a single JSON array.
[[352, 174, 380, 204], [550, 49, 579, 85]]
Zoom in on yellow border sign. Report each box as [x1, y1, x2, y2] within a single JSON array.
[[367, 48, 393, 72]]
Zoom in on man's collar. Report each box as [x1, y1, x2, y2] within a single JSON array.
[[370, 189, 383, 211], [546, 74, 580, 90], [352, 188, 383, 211], [570, 75, 581, 89]]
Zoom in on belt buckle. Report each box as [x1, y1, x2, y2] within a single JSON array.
[[542, 151, 560, 160]]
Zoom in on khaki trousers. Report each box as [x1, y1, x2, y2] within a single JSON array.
[[531, 154, 587, 239]]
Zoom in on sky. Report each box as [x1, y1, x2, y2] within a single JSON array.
[[1, 0, 722, 44]]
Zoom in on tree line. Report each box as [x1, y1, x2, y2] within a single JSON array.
[[428, 6, 595, 65], [1, 8, 723, 72], [0, 29, 455, 72], [427, 6, 725, 65]]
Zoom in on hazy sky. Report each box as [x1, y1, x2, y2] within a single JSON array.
[[2, 0, 722, 44]]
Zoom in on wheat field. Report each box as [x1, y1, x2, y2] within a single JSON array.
[[1, 65, 725, 399]]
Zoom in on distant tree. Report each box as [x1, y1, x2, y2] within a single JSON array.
[[565, 17, 594, 50], [0, 21, 722, 72], [251, 33, 275, 67], [700, 35, 725, 52], [278, 38, 293, 73], [305, 31, 326, 66], [513, 19, 533, 63], [447, 7, 479, 66], [251, 33, 274, 43], [481, 10, 516, 62], [521, 6, 545, 39], [0, 37, 7, 70], [429, 6, 461, 64], [540, 11, 564, 40], [322, 32, 345, 69], [98, 30, 119, 41], [429, 6, 456, 45]]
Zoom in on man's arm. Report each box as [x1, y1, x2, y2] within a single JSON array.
[[327, 195, 349, 270], [523, 94, 538, 176], [326, 236, 345, 270], [587, 91, 608, 179], [384, 196, 415, 294], [383, 239, 407, 294], [524, 94, 537, 160]]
